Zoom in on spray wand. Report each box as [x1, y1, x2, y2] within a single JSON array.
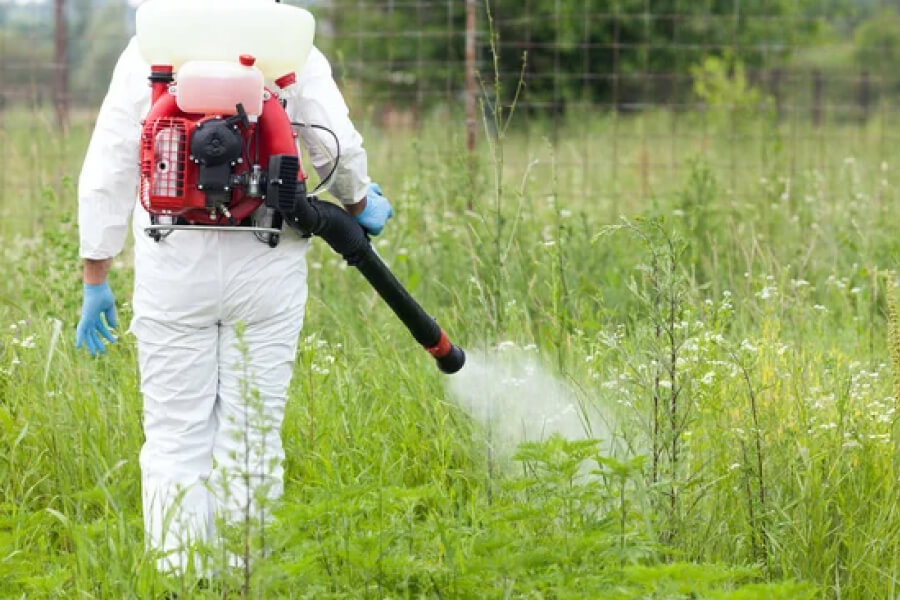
[[266, 157, 466, 374]]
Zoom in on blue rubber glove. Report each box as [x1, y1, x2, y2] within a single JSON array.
[[356, 183, 393, 236], [75, 282, 118, 356]]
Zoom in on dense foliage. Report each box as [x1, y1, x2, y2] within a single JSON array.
[[320, 0, 880, 110], [1, 0, 899, 110]]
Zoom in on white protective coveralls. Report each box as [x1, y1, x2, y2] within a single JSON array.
[[78, 38, 370, 571]]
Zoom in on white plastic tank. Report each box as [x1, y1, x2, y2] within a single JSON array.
[[176, 57, 265, 116], [136, 0, 316, 80]]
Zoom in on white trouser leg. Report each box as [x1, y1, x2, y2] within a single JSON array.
[[209, 311, 305, 543], [136, 320, 219, 573]]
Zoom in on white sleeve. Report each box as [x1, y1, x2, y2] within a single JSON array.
[[78, 38, 149, 259], [289, 46, 370, 204]]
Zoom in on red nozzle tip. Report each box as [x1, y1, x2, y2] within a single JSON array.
[[426, 331, 452, 358], [151, 64, 173, 73], [239, 54, 257, 67]]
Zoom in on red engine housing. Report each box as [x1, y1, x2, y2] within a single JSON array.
[[139, 76, 306, 225]]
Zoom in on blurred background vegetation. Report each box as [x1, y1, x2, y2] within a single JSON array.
[[1, 0, 899, 113], [4, 0, 900, 217]]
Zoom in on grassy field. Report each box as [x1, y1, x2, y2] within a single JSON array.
[[2, 103, 900, 598]]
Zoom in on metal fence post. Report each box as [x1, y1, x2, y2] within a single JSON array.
[[860, 69, 871, 124], [812, 69, 823, 128], [465, 0, 477, 157], [54, 0, 68, 131]]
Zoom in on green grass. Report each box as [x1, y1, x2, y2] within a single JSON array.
[[2, 102, 900, 598]]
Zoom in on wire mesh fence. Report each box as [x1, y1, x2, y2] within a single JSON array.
[[1, 0, 898, 213]]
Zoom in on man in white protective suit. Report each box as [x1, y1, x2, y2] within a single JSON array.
[[74, 19, 393, 571]]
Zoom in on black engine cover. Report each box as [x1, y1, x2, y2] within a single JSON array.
[[191, 119, 242, 167], [191, 119, 243, 208]]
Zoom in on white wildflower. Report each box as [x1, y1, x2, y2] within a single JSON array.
[[310, 363, 330, 376], [756, 286, 777, 301]]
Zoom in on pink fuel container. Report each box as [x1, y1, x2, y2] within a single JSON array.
[[175, 56, 265, 117]]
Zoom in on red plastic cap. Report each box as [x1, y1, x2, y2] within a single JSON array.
[[239, 55, 256, 67], [151, 64, 174, 73], [275, 72, 297, 88]]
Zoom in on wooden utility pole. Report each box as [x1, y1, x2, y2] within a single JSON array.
[[54, 0, 68, 131], [465, 0, 477, 157]]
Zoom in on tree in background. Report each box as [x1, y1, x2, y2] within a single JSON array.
[[854, 8, 900, 74], [323, 0, 832, 114], [0, 27, 54, 107], [0, 1, 54, 107], [0, 0, 130, 109], [320, 0, 465, 112], [71, 0, 130, 104]]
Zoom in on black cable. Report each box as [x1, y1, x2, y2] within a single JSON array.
[[290, 122, 341, 195], [254, 121, 341, 244]]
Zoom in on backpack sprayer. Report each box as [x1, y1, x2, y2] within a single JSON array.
[[135, 0, 465, 374]]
